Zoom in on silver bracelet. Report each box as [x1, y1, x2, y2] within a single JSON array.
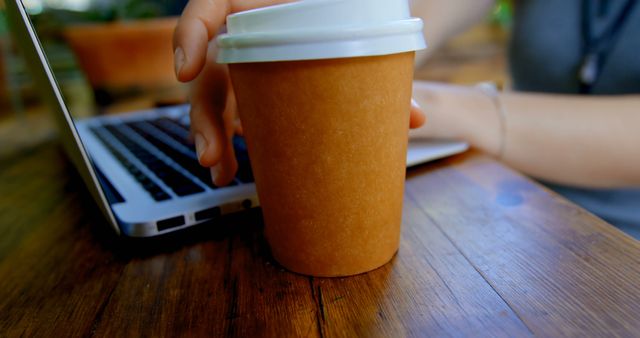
[[476, 82, 507, 160]]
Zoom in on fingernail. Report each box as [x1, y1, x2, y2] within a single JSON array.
[[194, 133, 206, 162], [210, 165, 221, 184], [411, 98, 421, 108], [174, 47, 185, 78]]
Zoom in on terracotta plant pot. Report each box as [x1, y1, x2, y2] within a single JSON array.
[[64, 17, 178, 90]]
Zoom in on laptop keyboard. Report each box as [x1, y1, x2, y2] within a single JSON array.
[[90, 113, 254, 201], [92, 127, 173, 201], [125, 120, 222, 189]]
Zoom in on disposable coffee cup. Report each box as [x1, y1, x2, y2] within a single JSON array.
[[217, 0, 425, 277]]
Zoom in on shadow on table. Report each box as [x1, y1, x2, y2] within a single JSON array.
[[66, 155, 266, 260], [86, 205, 266, 260]]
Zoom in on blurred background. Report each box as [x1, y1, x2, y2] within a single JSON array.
[[0, 0, 511, 159]]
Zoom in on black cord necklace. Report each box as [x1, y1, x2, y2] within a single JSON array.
[[579, 0, 637, 93]]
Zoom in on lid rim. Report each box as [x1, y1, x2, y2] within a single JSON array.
[[218, 18, 423, 48], [218, 34, 426, 64]]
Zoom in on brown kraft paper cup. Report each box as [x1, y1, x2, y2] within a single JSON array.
[[229, 52, 415, 277]]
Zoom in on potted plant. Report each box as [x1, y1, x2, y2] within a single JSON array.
[[34, 0, 188, 106]]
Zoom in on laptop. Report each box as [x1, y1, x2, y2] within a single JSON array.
[[6, 0, 468, 237]]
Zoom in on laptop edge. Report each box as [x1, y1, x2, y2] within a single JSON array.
[[6, 0, 121, 235]]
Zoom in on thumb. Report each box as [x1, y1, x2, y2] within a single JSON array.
[[173, 0, 230, 82]]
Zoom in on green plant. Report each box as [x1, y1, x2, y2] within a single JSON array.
[[490, 0, 513, 29], [88, 0, 179, 22], [29, 0, 186, 28]]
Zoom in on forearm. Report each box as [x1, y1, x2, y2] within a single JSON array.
[[491, 93, 640, 188], [411, 0, 496, 65]]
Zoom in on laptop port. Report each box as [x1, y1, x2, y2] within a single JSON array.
[[195, 207, 221, 222], [157, 216, 186, 231]]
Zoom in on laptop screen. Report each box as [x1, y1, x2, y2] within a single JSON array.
[[22, 0, 189, 118]]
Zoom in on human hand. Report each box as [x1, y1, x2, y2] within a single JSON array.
[[409, 81, 502, 156], [173, 0, 293, 186], [174, 0, 426, 186]]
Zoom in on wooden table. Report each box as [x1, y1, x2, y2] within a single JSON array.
[[1, 138, 639, 337]]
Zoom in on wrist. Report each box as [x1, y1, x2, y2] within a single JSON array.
[[471, 83, 505, 158], [410, 81, 504, 151]]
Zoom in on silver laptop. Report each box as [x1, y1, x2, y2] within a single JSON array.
[[6, 0, 468, 237]]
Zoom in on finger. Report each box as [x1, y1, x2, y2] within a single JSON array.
[[210, 144, 238, 187], [210, 130, 238, 187], [190, 56, 229, 167], [209, 77, 241, 186], [225, 84, 244, 136], [409, 98, 427, 129], [173, 0, 230, 82], [174, 0, 296, 82], [234, 120, 244, 136]]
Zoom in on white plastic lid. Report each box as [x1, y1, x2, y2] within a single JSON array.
[[216, 0, 426, 63]]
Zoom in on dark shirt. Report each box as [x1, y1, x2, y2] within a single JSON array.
[[508, 0, 640, 239]]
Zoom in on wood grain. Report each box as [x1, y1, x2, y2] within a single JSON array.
[[311, 194, 531, 337], [1, 141, 640, 337], [405, 153, 640, 337]]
